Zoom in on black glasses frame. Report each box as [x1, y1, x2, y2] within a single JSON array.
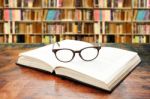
[[52, 42, 101, 62]]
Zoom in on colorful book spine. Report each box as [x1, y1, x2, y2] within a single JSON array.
[[54, 10, 60, 20], [99, 0, 103, 7], [99, 10, 103, 21], [147, 0, 150, 7], [57, 0, 63, 7], [136, 10, 147, 20], [4, 9, 10, 21], [94, 10, 100, 21], [118, 0, 123, 8], [4, 22, 11, 34], [144, 11, 149, 20], [9, 0, 13, 7], [46, 10, 57, 20]]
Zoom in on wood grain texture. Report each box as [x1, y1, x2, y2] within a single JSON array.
[[0, 47, 150, 99]]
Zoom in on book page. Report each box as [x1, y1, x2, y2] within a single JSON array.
[[54, 47, 138, 84]]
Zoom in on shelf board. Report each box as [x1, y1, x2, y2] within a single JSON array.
[[104, 33, 133, 35], [43, 33, 61, 35], [15, 20, 42, 23], [3, 7, 94, 10], [12, 33, 43, 35], [133, 34, 150, 36], [133, 7, 150, 10], [43, 7, 93, 10], [105, 20, 132, 23], [62, 33, 97, 36], [0, 20, 4, 22], [3, 7, 42, 10], [75, 7, 93, 9], [133, 21, 150, 23], [0, 33, 4, 35], [10, 33, 25, 35], [3, 20, 149, 23], [42, 33, 98, 36], [94, 7, 132, 10], [43, 20, 95, 23], [43, 7, 75, 10]]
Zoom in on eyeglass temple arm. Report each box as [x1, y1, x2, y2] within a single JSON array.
[[52, 42, 60, 49]]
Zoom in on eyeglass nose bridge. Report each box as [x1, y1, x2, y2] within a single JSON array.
[[73, 50, 85, 61], [74, 50, 81, 53]]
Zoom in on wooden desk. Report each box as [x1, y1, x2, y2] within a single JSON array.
[[0, 44, 150, 99]]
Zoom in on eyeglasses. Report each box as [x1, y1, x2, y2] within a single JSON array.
[[52, 42, 101, 63]]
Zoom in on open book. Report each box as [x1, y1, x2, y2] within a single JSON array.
[[17, 40, 141, 91]]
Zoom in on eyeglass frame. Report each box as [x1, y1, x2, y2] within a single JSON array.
[[52, 42, 101, 63]]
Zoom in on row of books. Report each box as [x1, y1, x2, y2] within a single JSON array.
[[43, 23, 64, 34], [94, 0, 132, 8], [94, 10, 150, 21], [15, 22, 42, 34], [1, 0, 94, 8], [0, 34, 96, 43], [132, 0, 150, 8], [133, 10, 150, 20], [99, 35, 133, 43], [3, 9, 149, 21], [0, 34, 150, 44], [2, 22, 150, 35], [133, 24, 150, 34], [3, 9, 92, 21], [3, 0, 42, 8], [102, 35, 150, 43], [94, 22, 150, 35], [43, 23, 93, 34], [94, 10, 132, 21], [105, 23, 132, 34], [1, 0, 150, 8]]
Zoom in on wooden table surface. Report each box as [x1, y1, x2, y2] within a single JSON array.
[[0, 45, 150, 99]]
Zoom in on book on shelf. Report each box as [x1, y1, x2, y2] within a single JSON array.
[[0, 36, 4, 43], [63, 0, 74, 7], [75, 0, 82, 7], [118, 0, 124, 8], [17, 40, 141, 91], [136, 10, 147, 20], [123, 0, 131, 7], [0, 23, 3, 33], [94, 0, 99, 7], [94, 22, 101, 34], [75, 10, 82, 21], [4, 22, 11, 34], [83, 0, 93, 7], [46, 10, 60, 20]]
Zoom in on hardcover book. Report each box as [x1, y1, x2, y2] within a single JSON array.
[[17, 40, 141, 91]]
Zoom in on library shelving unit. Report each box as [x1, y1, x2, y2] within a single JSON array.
[[0, 0, 149, 44]]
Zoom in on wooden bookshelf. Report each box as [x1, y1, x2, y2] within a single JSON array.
[[0, 0, 149, 44]]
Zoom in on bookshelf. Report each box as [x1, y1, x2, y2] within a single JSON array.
[[0, 0, 149, 44]]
